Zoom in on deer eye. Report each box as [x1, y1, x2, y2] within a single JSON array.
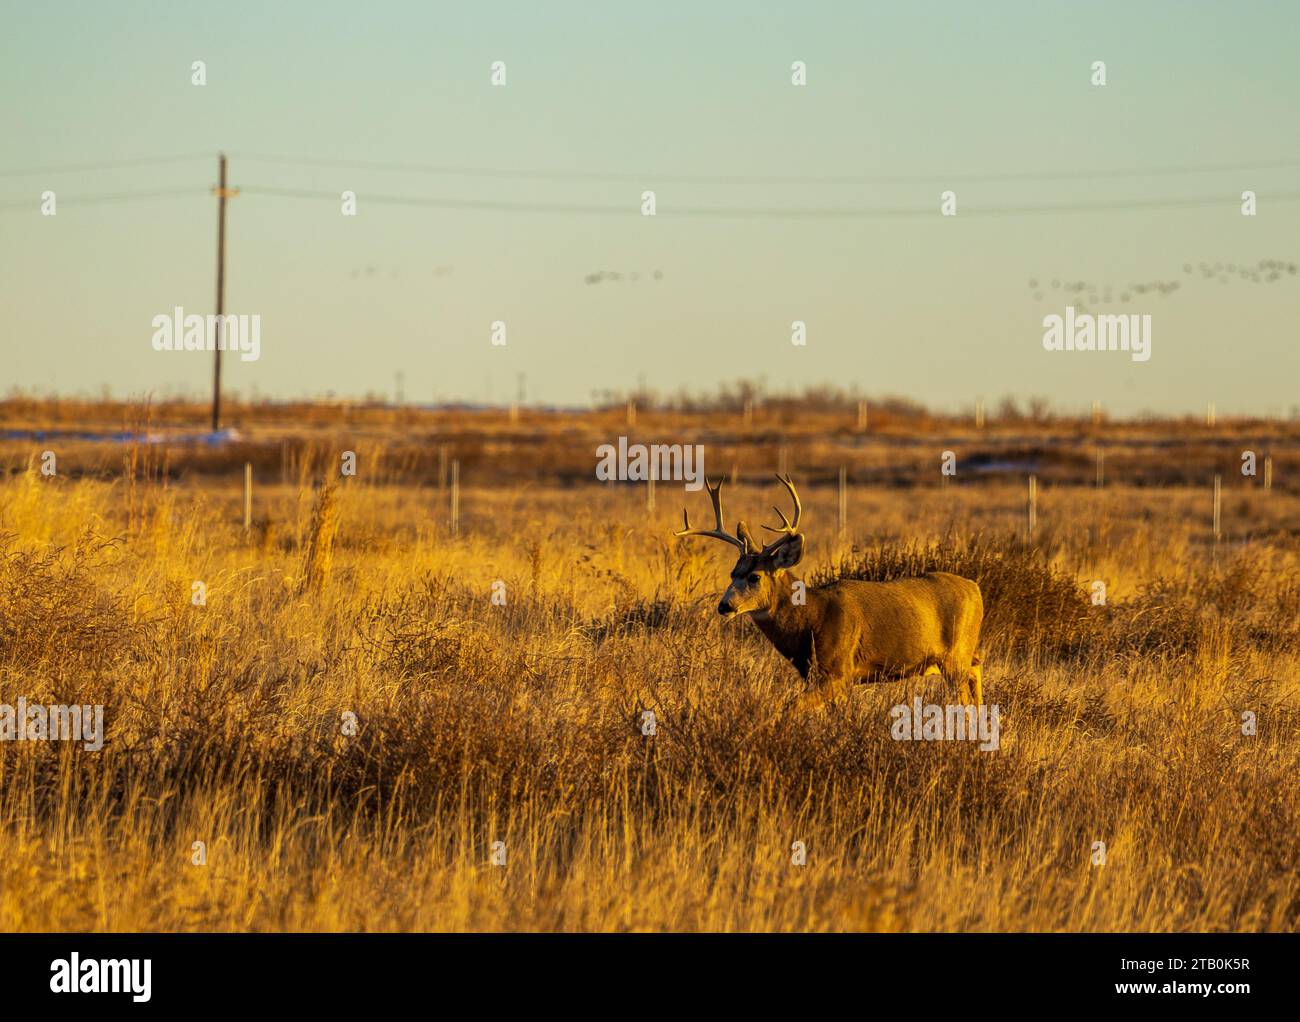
[[747, 573, 761, 585]]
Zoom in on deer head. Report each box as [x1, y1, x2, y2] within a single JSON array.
[[675, 474, 805, 619]]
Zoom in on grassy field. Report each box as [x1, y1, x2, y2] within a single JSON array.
[[1, 399, 1297, 931]]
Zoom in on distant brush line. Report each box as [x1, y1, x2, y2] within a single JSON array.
[[236, 184, 1300, 218], [230, 152, 1300, 185]]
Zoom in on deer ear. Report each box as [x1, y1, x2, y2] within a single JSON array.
[[769, 533, 805, 570]]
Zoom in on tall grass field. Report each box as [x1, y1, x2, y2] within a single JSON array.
[[1, 400, 1297, 931]]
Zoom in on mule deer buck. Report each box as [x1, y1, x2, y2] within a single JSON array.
[[675, 475, 984, 710]]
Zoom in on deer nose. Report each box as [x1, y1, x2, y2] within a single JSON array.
[[717, 599, 735, 616]]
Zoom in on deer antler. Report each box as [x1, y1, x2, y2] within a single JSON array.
[[675, 478, 748, 552], [760, 474, 803, 554]]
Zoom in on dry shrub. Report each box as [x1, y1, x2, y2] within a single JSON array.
[[300, 484, 340, 592], [0, 531, 136, 674], [816, 534, 1093, 661], [818, 534, 1300, 669], [1093, 545, 1300, 661]]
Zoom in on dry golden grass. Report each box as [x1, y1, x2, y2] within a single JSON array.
[[0, 412, 1298, 932]]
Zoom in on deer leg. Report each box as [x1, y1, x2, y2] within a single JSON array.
[[956, 676, 973, 706], [793, 621, 859, 713], [968, 657, 984, 706], [942, 660, 975, 707], [795, 673, 852, 713], [795, 642, 856, 712]]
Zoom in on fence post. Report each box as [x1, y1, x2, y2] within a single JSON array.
[[450, 460, 460, 535], [1027, 474, 1038, 537], [243, 462, 253, 531], [1213, 474, 1221, 543], [838, 465, 847, 538]]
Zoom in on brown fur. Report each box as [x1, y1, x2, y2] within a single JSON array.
[[731, 565, 984, 709]]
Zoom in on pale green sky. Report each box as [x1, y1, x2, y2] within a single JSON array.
[[1, 1, 1297, 415]]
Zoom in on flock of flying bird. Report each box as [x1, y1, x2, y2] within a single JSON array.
[[1029, 258, 1297, 314]]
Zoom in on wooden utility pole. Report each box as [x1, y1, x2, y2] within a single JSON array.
[[211, 153, 238, 432]]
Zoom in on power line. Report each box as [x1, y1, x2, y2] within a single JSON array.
[[6, 180, 1297, 220], [238, 184, 640, 215], [4, 149, 1297, 191], [0, 154, 212, 178], [0, 187, 206, 212], [231, 150, 1300, 186], [236, 183, 1300, 219]]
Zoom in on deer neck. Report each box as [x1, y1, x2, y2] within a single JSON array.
[[747, 570, 815, 658]]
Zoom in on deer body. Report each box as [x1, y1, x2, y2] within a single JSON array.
[[746, 570, 983, 709], [677, 477, 984, 710]]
